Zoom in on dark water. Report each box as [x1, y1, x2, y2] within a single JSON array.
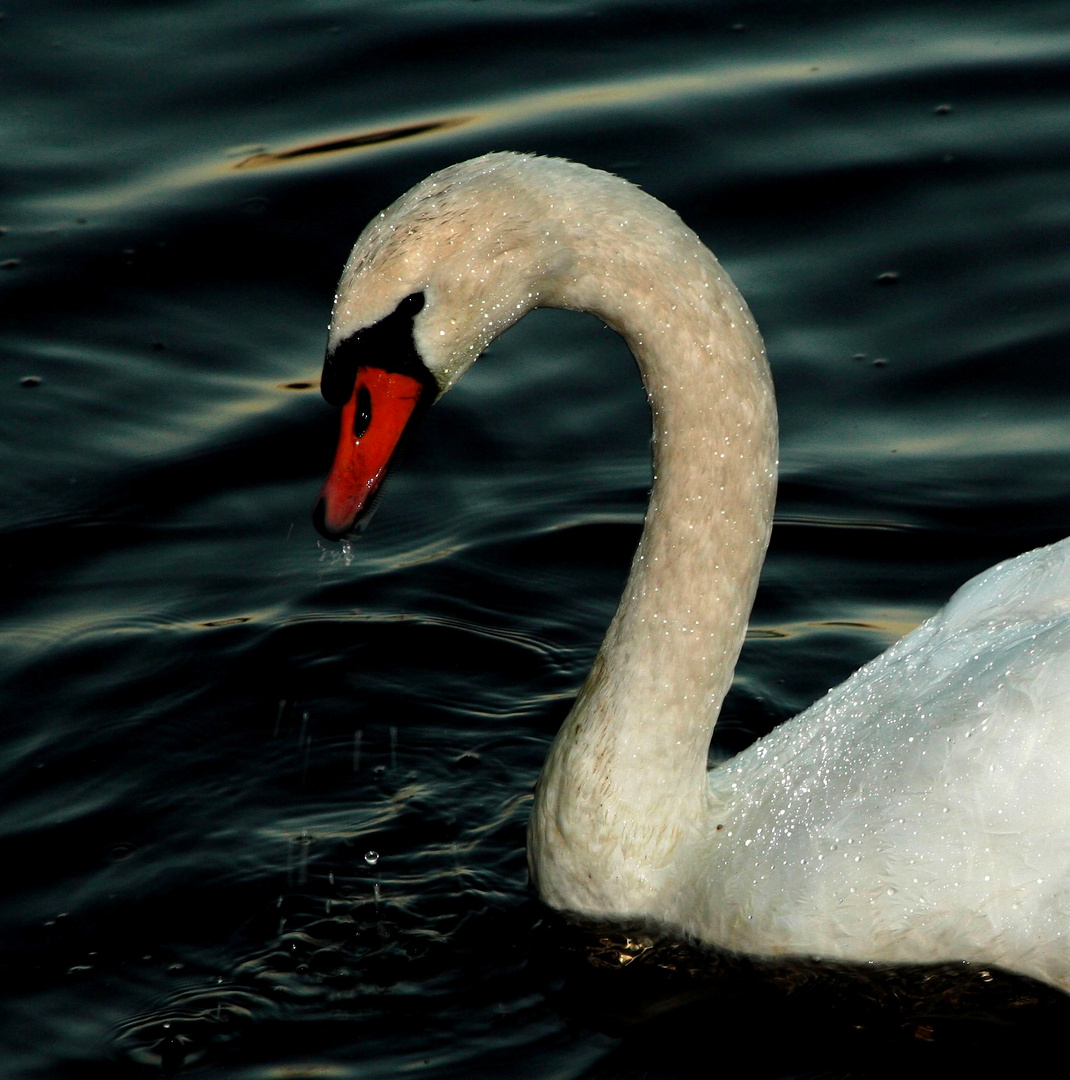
[[4, 1, 1070, 1076]]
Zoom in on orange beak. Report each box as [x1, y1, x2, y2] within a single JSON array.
[[313, 365, 427, 538]]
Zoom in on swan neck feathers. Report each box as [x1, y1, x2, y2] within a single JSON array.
[[331, 152, 776, 920], [327, 154, 1070, 991]]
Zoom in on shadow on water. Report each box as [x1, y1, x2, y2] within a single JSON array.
[[553, 929, 1070, 1080]]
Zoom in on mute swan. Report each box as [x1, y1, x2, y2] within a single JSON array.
[[313, 152, 1070, 991]]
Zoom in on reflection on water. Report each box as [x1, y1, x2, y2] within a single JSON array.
[[2, 0, 1070, 1076], [234, 117, 475, 170]]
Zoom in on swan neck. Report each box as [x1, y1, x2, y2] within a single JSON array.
[[530, 192, 777, 916]]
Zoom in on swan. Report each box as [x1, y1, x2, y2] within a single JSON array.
[[312, 152, 1070, 991]]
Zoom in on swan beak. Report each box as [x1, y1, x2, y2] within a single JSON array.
[[313, 365, 427, 539]]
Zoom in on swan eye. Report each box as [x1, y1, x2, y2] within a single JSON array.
[[353, 383, 372, 439], [321, 291, 427, 406]]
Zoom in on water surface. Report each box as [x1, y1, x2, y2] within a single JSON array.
[[3, 1, 1070, 1076]]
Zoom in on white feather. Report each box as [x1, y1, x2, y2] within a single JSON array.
[[329, 152, 1070, 990]]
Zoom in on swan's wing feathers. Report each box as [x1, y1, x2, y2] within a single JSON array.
[[942, 535, 1070, 630], [699, 539, 1070, 977]]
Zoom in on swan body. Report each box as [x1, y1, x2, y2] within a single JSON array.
[[314, 152, 1070, 990]]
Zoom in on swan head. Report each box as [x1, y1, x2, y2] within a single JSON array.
[[314, 152, 576, 538]]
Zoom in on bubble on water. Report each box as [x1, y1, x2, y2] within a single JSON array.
[[364, 850, 380, 866]]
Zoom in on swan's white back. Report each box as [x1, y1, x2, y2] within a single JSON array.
[[317, 152, 1070, 991], [696, 537, 1070, 988]]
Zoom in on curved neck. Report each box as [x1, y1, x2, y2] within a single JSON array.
[[529, 193, 777, 917]]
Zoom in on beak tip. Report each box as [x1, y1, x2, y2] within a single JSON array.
[[312, 496, 349, 541]]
